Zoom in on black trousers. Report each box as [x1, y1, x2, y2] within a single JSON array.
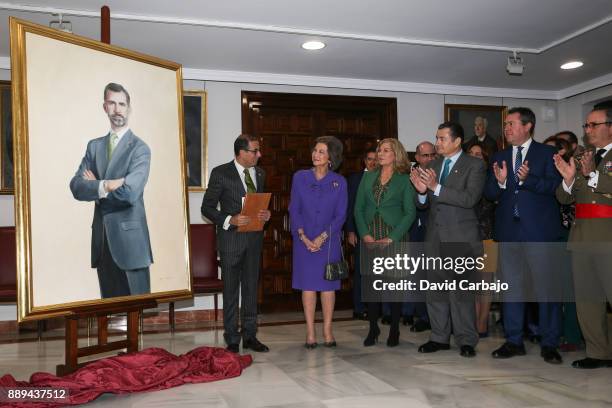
[[219, 233, 263, 345]]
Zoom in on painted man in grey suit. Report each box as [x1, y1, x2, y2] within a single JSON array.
[[201, 134, 271, 353], [410, 121, 486, 357], [70, 82, 152, 299]]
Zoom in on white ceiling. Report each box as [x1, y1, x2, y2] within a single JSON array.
[[1, 0, 611, 98]]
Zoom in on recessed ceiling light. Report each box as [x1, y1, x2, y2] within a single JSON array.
[[302, 41, 325, 51], [561, 61, 583, 70]]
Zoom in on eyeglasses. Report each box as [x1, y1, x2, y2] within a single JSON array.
[[582, 122, 611, 130], [420, 153, 437, 158], [244, 148, 261, 154]]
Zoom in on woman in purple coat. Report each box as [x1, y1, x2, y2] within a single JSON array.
[[289, 136, 347, 349]]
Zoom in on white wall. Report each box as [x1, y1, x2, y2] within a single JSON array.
[[558, 84, 612, 140]]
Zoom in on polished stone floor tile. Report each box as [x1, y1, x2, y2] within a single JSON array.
[[1, 317, 611, 407]]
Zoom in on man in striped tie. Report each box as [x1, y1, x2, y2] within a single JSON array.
[[484, 107, 563, 364]]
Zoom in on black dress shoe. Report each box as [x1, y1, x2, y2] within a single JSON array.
[[243, 337, 270, 352], [304, 342, 318, 350], [387, 329, 399, 347], [460, 345, 476, 358], [363, 325, 381, 347], [571, 358, 612, 369], [402, 315, 414, 326], [540, 347, 562, 364], [418, 340, 450, 353], [410, 320, 431, 332], [381, 315, 391, 325], [226, 344, 239, 353], [491, 342, 526, 359]]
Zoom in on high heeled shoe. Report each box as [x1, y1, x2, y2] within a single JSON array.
[[304, 342, 318, 349], [387, 328, 399, 347], [323, 340, 337, 348], [363, 326, 380, 347]]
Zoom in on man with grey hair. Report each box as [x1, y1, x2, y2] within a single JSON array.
[[463, 116, 498, 158]]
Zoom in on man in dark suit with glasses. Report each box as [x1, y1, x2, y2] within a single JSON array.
[[201, 134, 271, 353]]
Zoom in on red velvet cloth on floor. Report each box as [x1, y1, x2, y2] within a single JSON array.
[[0, 346, 252, 407]]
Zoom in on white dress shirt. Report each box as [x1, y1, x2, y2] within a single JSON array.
[[222, 160, 258, 230]]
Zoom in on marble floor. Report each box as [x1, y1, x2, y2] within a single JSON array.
[[1, 315, 611, 407]]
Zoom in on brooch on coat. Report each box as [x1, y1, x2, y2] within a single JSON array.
[[332, 181, 339, 189], [605, 161, 612, 176]]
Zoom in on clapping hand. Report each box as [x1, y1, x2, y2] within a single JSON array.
[[553, 154, 576, 186], [580, 150, 595, 176], [409, 168, 427, 194], [492, 161, 508, 184], [517, 160, 530, 182], [418, 167, 438, 192]]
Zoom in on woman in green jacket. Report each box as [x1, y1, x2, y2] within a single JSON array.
[[354, 138, 416, 347]]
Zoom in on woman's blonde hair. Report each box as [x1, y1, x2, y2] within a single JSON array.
[[377, 138, 411, 174]]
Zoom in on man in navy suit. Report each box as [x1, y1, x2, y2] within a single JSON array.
[[346, 148, 377, 319], [484, 107, 563, 364]]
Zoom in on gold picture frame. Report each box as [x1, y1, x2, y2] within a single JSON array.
[[184, 90, 208, 191], [10, 17, 192, 322], [0, 80, 12, 194], [444, 104, 508, 150]]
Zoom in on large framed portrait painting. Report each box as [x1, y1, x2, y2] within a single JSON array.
[[10, 18, 192, 321]]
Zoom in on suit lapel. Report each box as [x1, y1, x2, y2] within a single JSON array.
[[96, 133, 110, 179], [255, 167, 265, 193], [443, 153, 467, 186], [228, 161, 247, 196]]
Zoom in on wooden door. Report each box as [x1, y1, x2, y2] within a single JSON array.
[[242, 92, 397, 313]]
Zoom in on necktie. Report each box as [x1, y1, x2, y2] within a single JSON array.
[[108, 132, 118, 160], [595, 148, 606, 167], [513, 146, 523, 218], [513, 146, 523, 183], [244, 168, 256, 193], [439, 158, 452, 185]]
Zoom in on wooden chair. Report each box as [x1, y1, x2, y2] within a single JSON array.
[[169, 224, 222, 332]]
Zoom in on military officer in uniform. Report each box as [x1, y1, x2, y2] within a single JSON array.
[[554, 106, 612, 369]]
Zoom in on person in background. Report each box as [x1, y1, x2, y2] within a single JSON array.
[[463, 116, 499, 159], [289, 136, 347, 349], [468, 142, 496, 338], [345, 148, 377, 320], [404, 141, 436, 332]]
